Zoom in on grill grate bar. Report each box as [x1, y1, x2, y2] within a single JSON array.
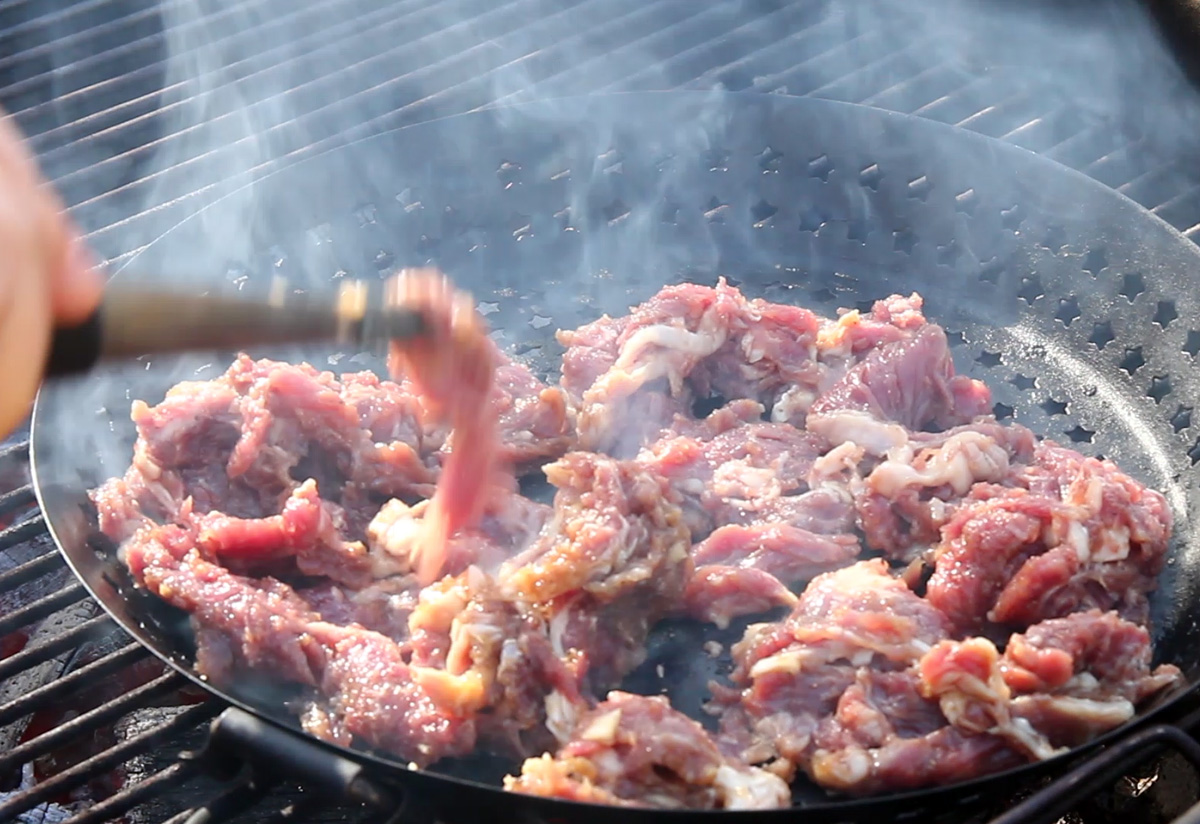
[[0, 0, 145, 50], [762, 28, 924, 100], [801, 36, 943, 103], [0, 549, 63, 595], [1044, 122, 1127, 172], [0, 580, 85, 638], [909, 75, 1018, 126], [0, 613, 116, 683], [952, 91, 1039, 137], [477, 0, 684, 108], [64, 759, 202, 824], [680, 8, 868, 94], [0, 515, 49, 551], [607, 1, 835, 93], [63, 0, 602, 237], [0, 442, 29, 468], [0, 670, 183, 774], [1114, 160, 1195, 206], [0, 485, 35, 519], [859, 63, 968, 111], [76, 0, 672, 257], [1155, 188, 1200, 236], [0, 2, 157, 81], [21, 0, 435, 168], [996, 105, 1092, 156], [0, 642, 147, 728], [52, 0, 550, 196], [691, 12, 906, 100], [0, 701, 217, 823]]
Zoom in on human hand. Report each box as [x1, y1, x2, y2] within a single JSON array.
[[0, 109, 103, 438]]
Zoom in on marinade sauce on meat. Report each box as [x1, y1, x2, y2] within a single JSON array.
[[91, 273, 1181, 808]]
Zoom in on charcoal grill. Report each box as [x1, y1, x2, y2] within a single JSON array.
[[10, 1, 1200, 823]]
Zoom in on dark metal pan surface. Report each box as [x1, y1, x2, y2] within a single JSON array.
[[30, 91, 1200, 822]]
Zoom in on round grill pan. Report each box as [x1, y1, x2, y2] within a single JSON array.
[[29, 91, 1200, 822]]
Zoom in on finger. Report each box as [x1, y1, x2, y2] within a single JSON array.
[[44, 208, 103, 326], [1, 109, 103, 326], [0, 191, 53, 437]]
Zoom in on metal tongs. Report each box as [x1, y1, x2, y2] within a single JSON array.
[[44, 276, 430, 377]]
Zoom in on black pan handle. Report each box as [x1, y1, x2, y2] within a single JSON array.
[[1143, 0, 1200, 86], [44, 311, 103, 378]]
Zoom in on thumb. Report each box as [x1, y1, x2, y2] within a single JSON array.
[[45, 211, 103, 327]]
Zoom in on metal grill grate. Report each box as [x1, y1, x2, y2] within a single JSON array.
[[4, 1, 1200, 822]]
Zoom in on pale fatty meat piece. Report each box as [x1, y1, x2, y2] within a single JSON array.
[[636, 400, 834, 538], [499, 452, 692, 607], [404, 569, 586, 757], [919, 610, 1182, 760], [853, 421, 1038, 561], [807, 325, 993, 456], [925, 441, 1171, 633], [366, 490, 552, 580], [505, 692, 791, 810], [557, 278, 823, 454]]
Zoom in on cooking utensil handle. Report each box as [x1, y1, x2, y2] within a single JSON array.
[[41, 281, 429, 378], [45, 312, 103, 377], [1144, 0, 1200, 85]]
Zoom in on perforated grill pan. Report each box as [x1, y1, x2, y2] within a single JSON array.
[[29, 91, 1200, 822]]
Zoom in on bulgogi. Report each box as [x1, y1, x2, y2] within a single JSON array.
[[91, 275, 1181, 809]]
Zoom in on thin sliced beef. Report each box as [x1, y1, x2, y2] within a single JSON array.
[[807, 325, 992, 456], [854, 421, 1038, 561], [488, 354, 576, 467], [1002, 609, 1183, 707], [405, 452, 696, 755], [692, 524, 860, 585], [188, 478, 375, 587], [500, 453, 692, 607], [814, 293, 929, 360], [404, 570, 584, 757], [926, 442, 1171, 632], [919, 611, 1182, 758], [637, 401, 829, 538], [714, 560, 951, 780], [506, 692, 790, 809], [297, 577, 416, 642], [558, 279, 822, 454], [94, 282, 1177, 806], [683, 566, 799, 629], [366, 490, 551, 580], [121, 521, 475, 766], [500, 452, 695, 697]]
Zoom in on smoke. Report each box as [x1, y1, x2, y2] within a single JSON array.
[[29, 0, 1200, 462], [23, 0, 1200, 775], [29, 0, 1200, 469], [30, 0, 1200, 539]]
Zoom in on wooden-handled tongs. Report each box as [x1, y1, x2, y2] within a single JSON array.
[[44, 276, 430, 377]]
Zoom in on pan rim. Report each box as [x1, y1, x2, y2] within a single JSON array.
[[30, 89, 1200, 816]]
